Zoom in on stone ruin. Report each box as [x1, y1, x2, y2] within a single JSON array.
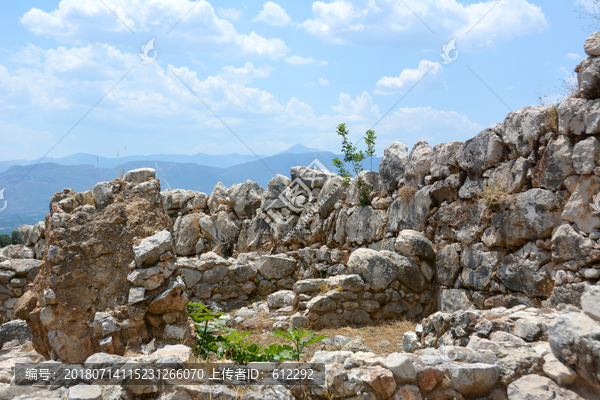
[[2, 30, 600, 400]]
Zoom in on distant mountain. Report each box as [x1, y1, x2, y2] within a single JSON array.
[[274, 144, 326, 155], [0, 151, 382, 233], [0, 143, 332, 174]]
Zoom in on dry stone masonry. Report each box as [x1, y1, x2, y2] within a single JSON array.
[[4, 31, 600, 399]]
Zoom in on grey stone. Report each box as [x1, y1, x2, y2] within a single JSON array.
[[387, 186, 432, 232], [394, 229, 434, 259], [456, 128, 505, 174], [585, 31, 600, 56], [496, 189, 562, 247], [91, 181, 113, 206], [439, 289, 472, 313], [124, 168, 155, 183], [549, 312, 600, 388], [532, 135, 575, 190], [507, 374, 583, 400], [68, 384, 102, 400], [388, 252, 426, 292], [561, 175, 600, 234], [582, 285, 600, 321], [382, 353, 418, 381], [447, 363, 500, 396], [576, 56, 600, 99], [573, 136, 600, 175], [436, 244, 461, 287], [0, 320, 31, 347], [347, 248, 396, 291], [227, 180, 264, 218], [404, 140, 433, 186], [487, 157, 531, 194], [497, 242, 552, 298], [256, 255, 296, 280], [173, 214, 200, 256], [133, 230, 174, 267], [460, 243, 500, 290], [228, 263, 257, 282], [402, 332, 421, 352], [431, 141, 462, 180], [267, 290, 298, 309], [499, 105, 549, 159], [180, 268, 202, 288], [128, 287, 145, 305], [379, 142, 409, 191], [345, 206, 386, 245], [93, 312, 121, 336]]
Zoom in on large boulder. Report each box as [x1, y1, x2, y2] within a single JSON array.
[[507, 374, 583, 400], [460, 243, 500, 290], [487, 157, 530, 194], [551, 223, 599, 266], [561, 176, 600, 233], [455, 128, 505, 174], [497, 242, 553, 298], [573, 136, 600, 175], [585, 31, 600, 57], [439, 289, 473, 313], [290, 166, 337, 190], [498, 105, 548, 159], [388, 252, 426, 292], [495, 189, 562, 247], [394, 229, 434, 259], [549, 312, 600, 389], [133, 230, 174, 267], [124, 168, 155, 183], [435, 244, 461, 287], [226, 180, 264, 218], [387, 186, 432, 232], [347, 249, 396, 291], [379, 142, 409, 191], [256, 255, 296, 280], [173, 214, 201, 256], [576, 56, 600, 100], [260, 175, 292, 210], [404, 140, 433, 187], [345, 206, 385, 245], [430, 141, 462, 180], [532, 135, 575, 190]]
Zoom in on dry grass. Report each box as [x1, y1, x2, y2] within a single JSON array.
[[397, 185, 417, 201], [481, 184, 506, 210], [242, 318, 417, 361]]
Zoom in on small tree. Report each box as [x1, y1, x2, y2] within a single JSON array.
[[11, 231, 21, 245], [332, 123, 377, 206]]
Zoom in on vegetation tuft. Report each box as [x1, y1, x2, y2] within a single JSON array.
[[332, 123, 376, 206]]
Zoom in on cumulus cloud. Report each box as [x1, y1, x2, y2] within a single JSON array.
[[299, 0, 547, 51], [566, 53, 581, 60], [217, 7, 242, 20], [285, 56, 315, 64], [253, 2, 292, 26], [375, 60, 446, 95], [220, 62, 273, 84], [318, 78, 329, 85], [20, 0, 288, 58]]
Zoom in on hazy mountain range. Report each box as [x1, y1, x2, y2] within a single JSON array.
[[0, 144, 382, 233]]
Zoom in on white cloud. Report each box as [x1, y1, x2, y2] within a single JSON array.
[[318, 60, 329, 66], [375, 60, 446, 95], [305, 82, 316, 86], [253, 2, 292, 26], [220, 62, 273, 84], [217, 7, 242, 20], [332, 91, 380, 122], [299, 0, 547, 51], [9, 44, 44, 66], [566, 53, 581, 60], [318, 78, 329, 86], [285, 55, 315, 65], [20, 0, 288, 58]]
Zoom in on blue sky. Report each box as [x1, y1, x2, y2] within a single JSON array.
[[0, 0, 594, 162]]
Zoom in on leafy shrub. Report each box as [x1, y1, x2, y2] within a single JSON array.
[[332, 123, 376, 206], [272, 328, 328, 361], [188, 302, 327, 364]]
